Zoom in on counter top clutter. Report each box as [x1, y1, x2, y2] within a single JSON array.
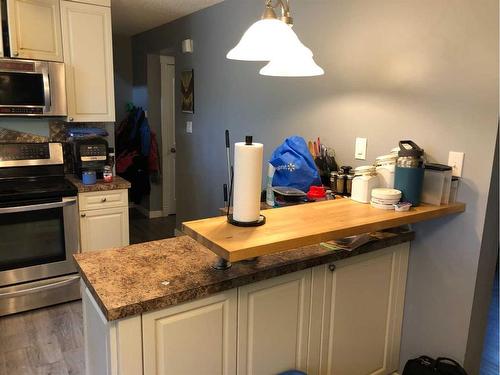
[[74, 227, 414, 321], [66, 174, 131, 193]]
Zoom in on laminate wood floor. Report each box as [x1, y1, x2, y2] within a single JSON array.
[[129, 207, 176, 244], [0, 301, 84, 375]]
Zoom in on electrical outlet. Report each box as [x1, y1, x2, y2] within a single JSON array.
[[355, 137, 367, 160], [186, 121, 193, 134], [448, 151, 465, 177]]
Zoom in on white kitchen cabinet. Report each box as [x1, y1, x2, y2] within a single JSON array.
[[60, 0, 115, 122], [82, 243, 410, 375], [79, 190, 129, 252], [7, 0, 63, 61], [142, 290, 237, 375], [237, 269, 312, 375], [315, 244, 410, 375]]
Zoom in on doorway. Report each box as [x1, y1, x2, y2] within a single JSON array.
[[160, 55, 176, 216]]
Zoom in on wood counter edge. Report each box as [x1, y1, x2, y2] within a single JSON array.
[[182, 202, 465, 262]]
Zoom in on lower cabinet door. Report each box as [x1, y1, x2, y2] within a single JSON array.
[[142, 290, 237, 375], [80, 206, 129, 252], [320, 244, 409, 375], [237, 269, 312, 375]]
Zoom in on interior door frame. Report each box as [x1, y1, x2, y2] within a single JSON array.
[[160, 55, 176, 216]]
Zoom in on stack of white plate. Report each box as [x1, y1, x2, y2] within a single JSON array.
[[370, 188, 402, 210]]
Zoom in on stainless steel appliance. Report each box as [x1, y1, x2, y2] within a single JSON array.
[[0, 58, 66, 116], [0, 142, 80, 316]]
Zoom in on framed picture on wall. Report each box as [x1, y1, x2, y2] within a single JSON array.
[[181, 69, 194, 113]]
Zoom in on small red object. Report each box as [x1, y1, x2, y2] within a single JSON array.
[[307, 185, 326, 200]]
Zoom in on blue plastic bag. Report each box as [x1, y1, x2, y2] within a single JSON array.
[[270, 136, 321, 192]]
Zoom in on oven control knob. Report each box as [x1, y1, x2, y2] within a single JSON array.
[[80, 213, 86, 218]]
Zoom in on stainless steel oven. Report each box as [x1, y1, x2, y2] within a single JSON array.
[[0, 143, 80, 316], [0, 58, 66, 116]]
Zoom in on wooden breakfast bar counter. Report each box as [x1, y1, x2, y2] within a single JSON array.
[[183, 199, 466, 261]]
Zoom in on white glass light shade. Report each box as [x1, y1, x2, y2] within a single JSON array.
[[259, 46, 324, 77], [227, 18, 303, 61]]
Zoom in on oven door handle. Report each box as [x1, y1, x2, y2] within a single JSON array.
[[0, 275, 80, 299], [0, 197, 77, 214]]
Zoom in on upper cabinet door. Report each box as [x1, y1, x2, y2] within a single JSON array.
[[7, 0, 63, 61], [60, 1, 115, 122]]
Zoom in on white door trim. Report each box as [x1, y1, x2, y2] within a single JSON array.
[[160, 55, 176, 216]]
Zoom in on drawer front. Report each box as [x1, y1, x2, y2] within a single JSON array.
[[78, 189, 128, 211]]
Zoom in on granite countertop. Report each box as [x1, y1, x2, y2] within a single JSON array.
[[74, 227, 414, 321], [66, 174, 131, 193]]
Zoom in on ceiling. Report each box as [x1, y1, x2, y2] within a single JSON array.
[[111, 0, 223, 37]]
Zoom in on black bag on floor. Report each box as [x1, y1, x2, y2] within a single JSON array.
[[403, 356, 468, 375]]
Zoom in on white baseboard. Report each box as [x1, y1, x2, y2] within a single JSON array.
[[148, 210, 165, 219], [132, 204, 167, 219]]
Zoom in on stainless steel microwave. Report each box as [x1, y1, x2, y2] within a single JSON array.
[[0, 58, 66, 116]]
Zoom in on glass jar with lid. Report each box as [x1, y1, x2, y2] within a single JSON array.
[[103, 165, 113, 182]]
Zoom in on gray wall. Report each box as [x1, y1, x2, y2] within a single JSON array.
[[113, 34, 134, 123], [132, 0, 499, 370]]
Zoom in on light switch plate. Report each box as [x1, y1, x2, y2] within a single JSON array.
[[186, 121, 193, 134], [448, 151, 464, 177], [355, 137, 367, 160]]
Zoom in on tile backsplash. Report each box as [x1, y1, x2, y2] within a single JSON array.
[[0, 120, 112, 144]]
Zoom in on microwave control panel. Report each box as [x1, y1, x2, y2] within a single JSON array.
[[0, 107, 43, 115]]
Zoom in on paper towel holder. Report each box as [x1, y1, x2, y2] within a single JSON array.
[[227, 213, 266, 227], [225, 135, 266, 228]]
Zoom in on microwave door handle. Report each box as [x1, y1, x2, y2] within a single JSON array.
[[43, 66, 51, 110], [0, 197, 77, 214]]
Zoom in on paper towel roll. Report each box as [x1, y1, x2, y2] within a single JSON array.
[[232, 140, 263, 223]]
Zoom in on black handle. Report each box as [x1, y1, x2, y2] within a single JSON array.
[[225, 130, 230, 148], [435, 357, 468, 374], [399, 140, 422, 152], [223, 184, 228, 203]]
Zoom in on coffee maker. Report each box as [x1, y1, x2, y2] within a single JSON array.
[[71, 137, 109, 179]]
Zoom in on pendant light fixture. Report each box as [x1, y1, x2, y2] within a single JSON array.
[[226, 0, 324, 77]]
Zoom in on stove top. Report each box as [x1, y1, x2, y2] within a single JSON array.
[[0, 142, 77, 205], [0, 176, 77, 204]]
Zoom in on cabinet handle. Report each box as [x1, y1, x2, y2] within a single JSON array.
[[80, 213, 86, 218], [68, 117, 74, 122], [12, 51, 18, 57], [328, 264, 336, 272], [101, 197, 107, 202]]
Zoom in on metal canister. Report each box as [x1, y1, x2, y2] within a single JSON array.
[[330, 172, 338, 193], [346, 174, 354, 196], [336, 173, 346, 195]]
